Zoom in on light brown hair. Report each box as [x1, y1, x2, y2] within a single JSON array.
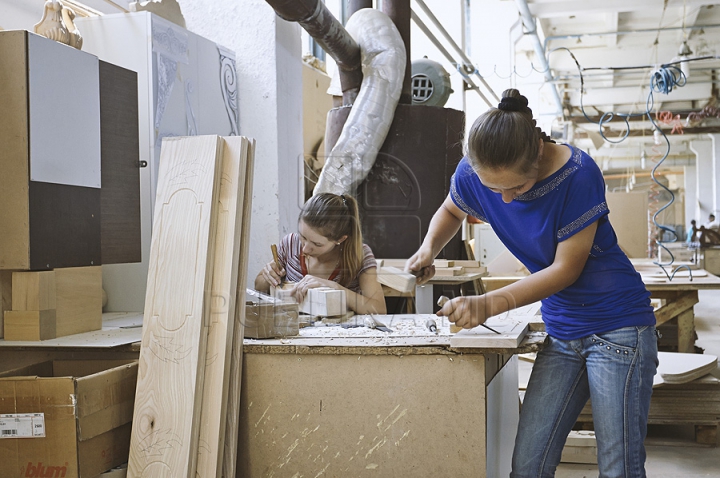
[[300, 193, 363, 287], [467, 88, 554, 173]]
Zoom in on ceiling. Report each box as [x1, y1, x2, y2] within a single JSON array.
[[519, 0, 720, 147]]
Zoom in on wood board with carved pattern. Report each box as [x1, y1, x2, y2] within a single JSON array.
[[128, 136, 223, 478]]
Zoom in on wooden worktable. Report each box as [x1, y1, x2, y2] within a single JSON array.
[[482, 266, 720, 353], [237, 314, 543, 477]]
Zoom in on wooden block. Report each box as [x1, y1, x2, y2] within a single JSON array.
[[244, 302, 300, 339], [302, 287, 346, 317], [196, 136, 249, 478], [449, 320, 529, 348], [377, 259, 407, 268], [451, 260, 482, 268], [433, 259, 450, 268], [4, 309, 57, 341], [129, 135, 223, 478], [377, 266, 417, 293], [55, 266, 103, 337], [11, 271, 56, 311], [434, 266, 464, 276]]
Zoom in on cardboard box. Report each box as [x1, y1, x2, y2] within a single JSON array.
[[0, 360, 137, 478]]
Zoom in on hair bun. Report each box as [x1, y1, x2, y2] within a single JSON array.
[[498, 96, 525, 112]]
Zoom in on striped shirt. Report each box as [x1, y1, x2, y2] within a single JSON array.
[[277, 233, 377, 293]]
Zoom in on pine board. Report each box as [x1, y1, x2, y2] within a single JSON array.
[[11, 271, 56, 311], [55, 266, 103, 337], [224, 139, 255, 478], [128, 136, 223, 478], [377, 266, 416, 293], [195, 137, 248, 478], [450, 320, 529, 348]]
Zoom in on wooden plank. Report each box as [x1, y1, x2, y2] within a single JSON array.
[[0, 31, 30, 270], [55, 266, 103, 337], [377, 266, 417, 293], [99, 60, 141, 265], [654, 290, 699, 326], [224, 139, 255, 478], [128, 136, 223, 478], [656, 351, 717, 386], [302, 287, 346, 316], [11, 271, 56, 311], [4, 309, 57, 341], [195, 137, 248, 478], [450, 320, 529, 348], [676, 308, 696, 353]]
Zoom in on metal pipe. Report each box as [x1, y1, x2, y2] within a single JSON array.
[[315, 8, 406, 195], [265, 0, 362, 104], [347, 0, 373, 17], [381, 0, 412, 104], [514, 0, 564, 116], [410, 10, 493, 107], [413, 0, 499, 102]]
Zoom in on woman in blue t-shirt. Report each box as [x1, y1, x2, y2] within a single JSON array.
[[407, 89, 658, 477]]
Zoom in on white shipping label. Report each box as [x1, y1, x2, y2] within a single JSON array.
[[0, 413, 46, 438]]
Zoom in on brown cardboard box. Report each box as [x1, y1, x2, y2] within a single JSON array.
[[0, 360, 137, 478]]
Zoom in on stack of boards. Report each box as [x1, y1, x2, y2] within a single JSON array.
[[375, 259, 487, 293], [128, 136, 255, 478]]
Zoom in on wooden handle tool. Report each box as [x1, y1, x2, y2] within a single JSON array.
[[271, 244, 280, 266]]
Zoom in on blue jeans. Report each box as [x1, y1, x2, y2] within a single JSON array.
[[511, 326, 658, 478]]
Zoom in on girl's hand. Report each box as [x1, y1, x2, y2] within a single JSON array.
[[437, 295, 489, 329], [405, 246, 436, 285], [261, 261, 285, 287], [291, 275, 338, 303]]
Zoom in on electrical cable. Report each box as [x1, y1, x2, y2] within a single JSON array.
[[551, 46, 695, 281]]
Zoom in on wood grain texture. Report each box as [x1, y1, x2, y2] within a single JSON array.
[[12, 270, 56, 311], [377, 266, 416, 293], [195, 136, 248, 478], [0, 31, 30, 270], [99, 60, 141, 265], [55, 266, 103, 337], [225, 139, 255, 478], [4, 309, 57, 341], [450, 320, 529, 348], [128, 136, 222, 478]]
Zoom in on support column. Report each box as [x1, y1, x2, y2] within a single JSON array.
[[708, 134, 720, 217], [690, 139, 713, 223], [183, 0, 304, 279], [684, 164, 697, 229]]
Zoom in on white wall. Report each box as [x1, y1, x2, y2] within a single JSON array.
[[181, 0, 304, 281]]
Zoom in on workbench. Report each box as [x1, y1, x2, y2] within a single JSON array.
[[236, 314, 544, 477], [481, 267, 720, 354]]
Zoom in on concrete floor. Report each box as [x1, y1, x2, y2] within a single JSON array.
[[554, 289, 720, 477]]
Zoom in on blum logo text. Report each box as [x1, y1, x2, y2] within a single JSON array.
[[24, 462, 68, 477]]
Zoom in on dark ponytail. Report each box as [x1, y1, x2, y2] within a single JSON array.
[[467, 88, 554, 173]]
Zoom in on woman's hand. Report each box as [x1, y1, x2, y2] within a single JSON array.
[[291, 275, 338, 303], [437, 295, 490, 329], [405, 246, 436, 285], [260, 261, 286, 288]]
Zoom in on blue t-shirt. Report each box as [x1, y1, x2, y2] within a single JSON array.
[[451, 144, 655, 340]]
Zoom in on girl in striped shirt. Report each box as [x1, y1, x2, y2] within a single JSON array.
[[255, 193, 386, 314]]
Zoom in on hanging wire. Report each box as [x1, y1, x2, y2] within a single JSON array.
[[550, 46, 695, 281]]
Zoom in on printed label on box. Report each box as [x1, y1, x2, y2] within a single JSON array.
[[0, 413, 45, 438]]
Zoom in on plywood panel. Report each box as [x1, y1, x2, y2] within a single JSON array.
[[195, 136, 248, 478], [223, 139, 255, 478], [606, 191, 649, 258], [55, 266, 103, 337], [0, 30, 30, 270], [128, 136, 222, 478], [238, 353, 488, 476], [99, 60, 142, 265]]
